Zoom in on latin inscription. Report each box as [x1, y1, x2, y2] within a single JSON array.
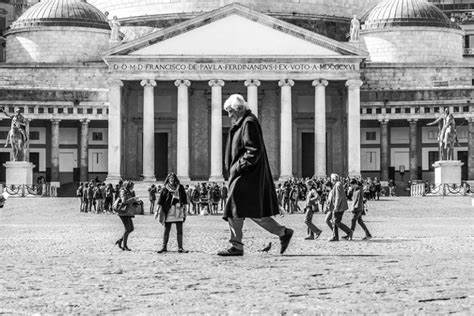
[[110, 62, 358, 73]]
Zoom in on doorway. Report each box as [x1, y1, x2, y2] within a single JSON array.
[[0, 152, 9, 182], [301, 132, 314, 178], [458, 151, 468, 180], [155, 132, 168, 180]]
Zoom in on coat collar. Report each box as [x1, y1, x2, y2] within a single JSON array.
[[230, 110, 252, 133]]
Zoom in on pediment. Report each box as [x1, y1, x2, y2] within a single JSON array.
[[105, 3, 367, 58]]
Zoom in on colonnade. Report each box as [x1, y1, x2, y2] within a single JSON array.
[[106, 78, 363, 182]]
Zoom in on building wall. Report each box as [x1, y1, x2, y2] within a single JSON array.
[[362, 65, 472, 90], [6, 27, 110, 63], [362, 27, 464, 63]]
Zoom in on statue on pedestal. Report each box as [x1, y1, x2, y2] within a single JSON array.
[[349, 15, 360, 42], [427, 108, 458, 160], [109, 15, 121, 42], [1, 107, 28, 161]]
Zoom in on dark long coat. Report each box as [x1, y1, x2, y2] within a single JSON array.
[[223, 110, 279, 220]]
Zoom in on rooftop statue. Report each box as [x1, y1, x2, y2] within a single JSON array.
[[1, 107, 28, 162], [109, 15, 121, 42], [427, 108, 458, 161], [349, 15, 360, 42]]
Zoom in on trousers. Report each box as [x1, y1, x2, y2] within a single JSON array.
[[304, 208, 322, 237], [228, 217, 286, 250], [163, 221, 183, 249], [332, 212, 352, 240], [350, 212, 371, 237]]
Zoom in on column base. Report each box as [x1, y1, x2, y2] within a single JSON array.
[[278, 175, 293, 182], [313, 172, 327, 179], [178, 176, 192, 184], [142, 176, 157, 183], [208, 176, 225, 183], [105, 174, 122, 183]]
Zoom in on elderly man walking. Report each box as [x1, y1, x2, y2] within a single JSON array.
[[217, 94, 294, 256], [326, 173, 353, 241]]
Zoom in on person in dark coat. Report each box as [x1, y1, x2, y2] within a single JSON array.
[[345, 179, 372, 240], [217, 94, 293, 256], [326, 174, 352, 241], [114, 181, 139, 251]]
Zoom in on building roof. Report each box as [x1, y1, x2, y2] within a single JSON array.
[[361, 0, 461, 31], [8, 0, 110, 33]]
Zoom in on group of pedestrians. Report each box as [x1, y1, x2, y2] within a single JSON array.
[[76, 181, 117, 213]]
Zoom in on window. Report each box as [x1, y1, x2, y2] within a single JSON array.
[[366, 131, 376, 141], [428, 151, 439, 171], [29, 131, 40, 141], [92, 132, 103, 141]]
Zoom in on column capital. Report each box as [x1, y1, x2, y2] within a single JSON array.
[[244, 79, 261, 87], [51, 119, 61, 124], [140, 79, 157, 88], [108, 79, 124, 87], [80, 118, 91, 125], [278, 79, 294, 87], [408, 118, 419, 124], [209, 79, 225, 88], [378, 118, 390, 124], [346, 79, 363, 89], [174, 79, 191, 88], [312, 79, 329, 87]]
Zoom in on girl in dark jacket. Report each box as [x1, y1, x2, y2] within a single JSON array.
[[115, 181, 139, 251], [154, 173, 188, 253]]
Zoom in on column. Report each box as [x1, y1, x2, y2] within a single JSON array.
[[51, 119, 60, 182], [80, 119, 90, 182], [346, 79, 363, 177], [279, 79, 294, 181], [468, 117, 474, 180], [409, 119, 419, 180], [244, 79, 261, 117], [140, 79, 157, 182], [312, 79, 328, 177], [379, 119, 390, 181], [209, 79, 225, 182], [25, 119, 30, 162], [175, 79, 191, 182], [106, 80, 123, 182]]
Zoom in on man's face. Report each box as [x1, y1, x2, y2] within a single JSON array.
[[226, 107, 239, 121]]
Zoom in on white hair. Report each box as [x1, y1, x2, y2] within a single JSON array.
[[223, 94, 249, 113], [330, 173, 339, 181]]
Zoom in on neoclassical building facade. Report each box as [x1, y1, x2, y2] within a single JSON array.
[[0, 0, 473, 192]]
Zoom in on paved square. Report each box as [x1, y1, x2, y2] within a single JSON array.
[[0, 197, 473, 314]]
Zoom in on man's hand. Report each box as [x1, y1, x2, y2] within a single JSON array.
[[154, 211, 159, 220]]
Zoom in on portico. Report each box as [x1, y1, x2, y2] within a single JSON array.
[[103, 4, 366, 181]]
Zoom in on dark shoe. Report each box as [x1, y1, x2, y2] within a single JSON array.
[[315, 231, 322, 239], [217, 247, 244, 256], [123, 246, 131, 251], [157, 248, 167, 254], [178, 248, 189, 253], [362, 235, 372, 241], [328, 237, 339, 242], [304, 236, 314, 240], [279, 228, 294, 254], [115, 239, 123, 250]]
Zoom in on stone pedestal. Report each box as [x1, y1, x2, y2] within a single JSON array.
[[4, 161, 35, 186], [433, 160, 463, 186]]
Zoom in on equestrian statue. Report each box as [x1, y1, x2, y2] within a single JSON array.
[[1, 107, 28, 162], [427, 108, 458, 161]]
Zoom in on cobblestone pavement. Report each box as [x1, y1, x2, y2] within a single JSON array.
[[0, 197, 473, 315]]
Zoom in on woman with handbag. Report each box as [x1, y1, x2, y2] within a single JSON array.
[[114, 181, 139, 251], [154, 173, 189, 253]]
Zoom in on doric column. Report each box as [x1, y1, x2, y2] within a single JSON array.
[[408, 119, 419, 180], [346, 79, 363, 177], [106, 79, 123, 182], [312, 79, 328, 177], [379, 119, 390, 181], [140, 79, 157, 182], [468, 117, 474, 180], [279, 79, 294, 181], [175, 79, 191, 182], [209, 79, 225, 182], [80, 119, 90, 182], [244, 79, 261, 117], [51, 119, 61, 182]]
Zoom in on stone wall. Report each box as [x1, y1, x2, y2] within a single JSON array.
[[361, 27, 463, 63], [362, 64, 472, 90], [6, 27, 110, 63], [0, 64, 109, 90]]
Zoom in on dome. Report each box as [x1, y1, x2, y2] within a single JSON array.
[[361, 0, 460, 31], [88, 0, 379, 22], [7, 0, 110, 34]]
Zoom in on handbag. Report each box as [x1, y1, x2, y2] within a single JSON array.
[[112, 197, 127, 214]]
